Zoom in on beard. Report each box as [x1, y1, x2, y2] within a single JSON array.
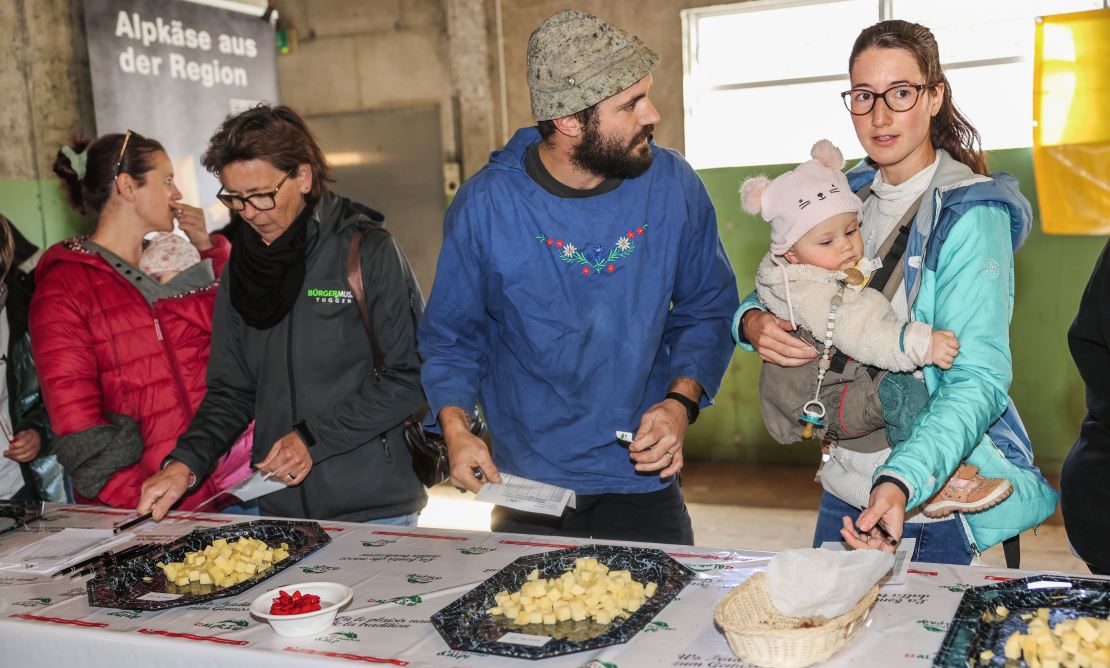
[[570, 118, 654, 180]]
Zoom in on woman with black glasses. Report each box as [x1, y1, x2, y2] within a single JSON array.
[[138, 105, 427, 525], [736, 21, 1057, 564], [30, 131, 251, 510]]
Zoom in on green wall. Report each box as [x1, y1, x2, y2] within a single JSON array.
[[0, 179, 86, 247], [686, 148, 1106, 474]]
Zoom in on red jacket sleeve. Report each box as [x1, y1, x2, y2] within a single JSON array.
[[201, 234, 231, 278], [29, 265, 108, 437]]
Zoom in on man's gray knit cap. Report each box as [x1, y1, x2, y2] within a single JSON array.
[[527, 9, 659, 121]]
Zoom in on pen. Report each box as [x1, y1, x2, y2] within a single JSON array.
[[53, 549, 114, 577], [113, 512, 153, 535], [69, 543, 160, 578], [856, 506, 898, 546]]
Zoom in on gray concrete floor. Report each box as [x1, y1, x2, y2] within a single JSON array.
[[420, 461, 1089, 574]]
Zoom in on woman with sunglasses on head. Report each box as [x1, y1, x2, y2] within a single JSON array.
[[736, 21, 1057, 564], [137, 104, 427, 525], [31, 131, 251, 510]]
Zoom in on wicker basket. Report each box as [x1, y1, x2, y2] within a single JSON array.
[[713, 572, 879, 668]]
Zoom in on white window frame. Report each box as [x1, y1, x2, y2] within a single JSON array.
[[681, 0, 1107, 168]]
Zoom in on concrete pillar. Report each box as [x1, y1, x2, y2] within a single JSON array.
[[445, 0, 497, 179], [1, 0, 94, 182], [0, 0, 94, 244]]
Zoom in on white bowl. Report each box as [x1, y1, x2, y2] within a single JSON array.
[[249, 581, 354, 637]]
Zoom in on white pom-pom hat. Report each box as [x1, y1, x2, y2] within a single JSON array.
[[739, 139, 863, 255]]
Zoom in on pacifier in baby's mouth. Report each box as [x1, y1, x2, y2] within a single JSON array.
[[838, 257, 882, 288]]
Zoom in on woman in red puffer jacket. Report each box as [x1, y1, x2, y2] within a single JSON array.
[[30, 131, 249, 510]]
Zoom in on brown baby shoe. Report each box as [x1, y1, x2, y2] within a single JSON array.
[[922, 464, 1013, 519]]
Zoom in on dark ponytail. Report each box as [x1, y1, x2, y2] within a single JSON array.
[[849, 20, 988, 176], [52, 136, 93, 215], [52, 132, 166, 217]]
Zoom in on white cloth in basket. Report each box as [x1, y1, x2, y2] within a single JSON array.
[[765, 548, 893, 619]]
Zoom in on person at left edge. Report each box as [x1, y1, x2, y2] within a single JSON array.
[[137, 105, 427, 524], [418, 10, 738, 544]]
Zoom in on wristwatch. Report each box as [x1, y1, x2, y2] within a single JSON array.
[[664, 392, 699, 425]]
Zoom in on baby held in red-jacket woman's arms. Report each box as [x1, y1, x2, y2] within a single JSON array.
[[29, 131, 251, 510]]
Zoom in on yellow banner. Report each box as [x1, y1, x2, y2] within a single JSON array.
[[1034, 8, 1110, 235]]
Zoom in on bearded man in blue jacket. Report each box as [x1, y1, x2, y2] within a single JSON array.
[[418, 9, 739, 544]]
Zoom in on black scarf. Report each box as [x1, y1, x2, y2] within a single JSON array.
[[228, 201, 315, 329]]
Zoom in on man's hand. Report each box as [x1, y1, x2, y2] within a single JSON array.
[[440, 406, 500, 493], [138, 461, 192, 520], [742, 310, 816, 367], [175, 203, 213, 251], [629, 379, 701, 479], [257, 431, 313, 486], [840, 482, 907, 553], [3, 429, 42, 463]]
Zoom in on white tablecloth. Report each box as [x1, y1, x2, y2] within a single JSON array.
[[0, 504, 1071, 666]]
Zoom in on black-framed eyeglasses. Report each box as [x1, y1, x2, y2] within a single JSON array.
[[840, 84, 934, 116], [216, 170, 296, 212]]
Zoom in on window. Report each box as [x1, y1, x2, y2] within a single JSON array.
[[682, 0, 1104, 168]]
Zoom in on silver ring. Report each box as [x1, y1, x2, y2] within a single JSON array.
[[287, 472, 296, 481], [664, 451, 674, 461]]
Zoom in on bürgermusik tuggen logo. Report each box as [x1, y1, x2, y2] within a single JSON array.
[[306, 288, 353, 304]]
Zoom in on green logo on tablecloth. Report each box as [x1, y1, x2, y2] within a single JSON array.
[[301, 565, 340, 574], [406, 574, 440, 584], [941, 583, 972, 593], [641, 621, 673, 633], [317, 631, 359, 644], [583, 662, 619, 668], [458, 547, 494, 555], [194, 618, 249, 631], [361, 539, 396, 548], [917, 619, 949, 633], [683, 563, 732, 572], [14, 597, 51, 607], [388, 596, 423, 606], [107, 609, 143, 619]]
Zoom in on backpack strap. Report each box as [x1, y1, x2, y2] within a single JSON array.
[[347, 226, 386, 375], [867, 191, 924, 297]]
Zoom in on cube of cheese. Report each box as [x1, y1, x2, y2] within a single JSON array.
[[1078, 619, 1100, 644]]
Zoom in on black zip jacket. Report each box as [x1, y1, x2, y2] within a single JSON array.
[[169, 191, 427, 521], [1063, 238, 1110, 574]]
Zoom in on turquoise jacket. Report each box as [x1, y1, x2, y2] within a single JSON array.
[[735, 150, 1058, 551]]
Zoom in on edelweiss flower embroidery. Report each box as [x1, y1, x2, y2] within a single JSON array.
[[536, 225, 648, 277]]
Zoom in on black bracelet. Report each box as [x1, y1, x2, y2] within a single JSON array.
[[293, 420, 317, 447], [664, 391, 699, 425]]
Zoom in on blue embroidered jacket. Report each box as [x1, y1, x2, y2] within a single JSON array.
[[418, 127, 739, 494]]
